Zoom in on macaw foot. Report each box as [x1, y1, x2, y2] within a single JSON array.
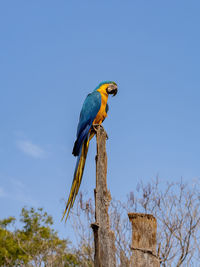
[[92, 124, 109, 139], [92, 124, 103, 131]]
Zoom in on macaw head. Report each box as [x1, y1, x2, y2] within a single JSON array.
[[96, 81, 118, 96], [106, 82, 118, 96]]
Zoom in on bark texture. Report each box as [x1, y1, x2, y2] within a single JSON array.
[[128, 213, 160, 267], [91, 126, 116, 267]]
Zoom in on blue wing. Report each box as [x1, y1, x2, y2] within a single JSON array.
[[72, 91, 101, 156]]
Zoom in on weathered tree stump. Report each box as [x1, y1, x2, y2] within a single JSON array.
[[128, 213, 160, 267], [91, 126, 116, 267]]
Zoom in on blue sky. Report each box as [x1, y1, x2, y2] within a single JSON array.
[[1, 0, 200, 241]]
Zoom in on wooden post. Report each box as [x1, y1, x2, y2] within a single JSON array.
[[91, 126, 116, 267], [128, 213, 160, 267]]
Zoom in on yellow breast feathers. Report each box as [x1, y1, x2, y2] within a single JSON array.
[[93, 85, 108, 125]]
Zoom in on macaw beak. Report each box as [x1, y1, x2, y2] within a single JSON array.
[[107, 85, 118, 96], [112, 87, 118, 96]]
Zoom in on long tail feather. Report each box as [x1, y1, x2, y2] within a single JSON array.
[[62, 136, 90, 222]]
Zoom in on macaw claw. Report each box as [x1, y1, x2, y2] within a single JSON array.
[[92, 124, 109, 139]]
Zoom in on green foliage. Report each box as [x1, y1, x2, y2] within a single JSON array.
[[0, 216, 28, 266], [0, 217, 15, 228], [0, 208, 81, 267]]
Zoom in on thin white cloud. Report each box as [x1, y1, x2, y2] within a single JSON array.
[[10, 178, 38, 206], [10, 178, 25, 190], [0, 186, 6, 197], [17, 140, 46, 158], [0, 179, 38, 206]]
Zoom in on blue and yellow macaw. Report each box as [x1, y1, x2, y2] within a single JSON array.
[[62, 81, 118, 221]]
